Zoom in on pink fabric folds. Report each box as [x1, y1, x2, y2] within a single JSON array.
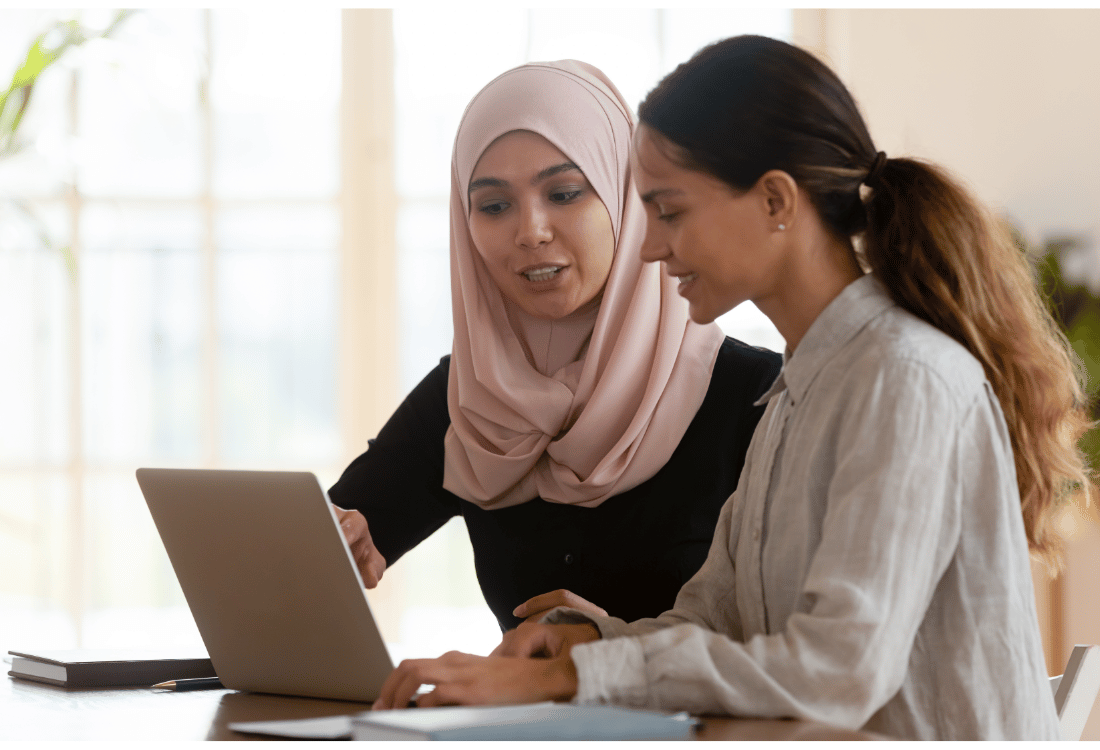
[[443, 60, 725, 509]]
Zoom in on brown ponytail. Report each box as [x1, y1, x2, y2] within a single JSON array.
[[639, 35, 1094, 563], [863, 156, 1093, 563]]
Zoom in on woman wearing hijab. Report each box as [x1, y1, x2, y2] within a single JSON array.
[[328, 60, 781, 632]]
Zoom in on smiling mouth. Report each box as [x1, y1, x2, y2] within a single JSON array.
[[522, 266, 564, 282], [676, 272, 698, 285]]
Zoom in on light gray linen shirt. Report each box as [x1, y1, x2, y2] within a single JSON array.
[[550, 274, 1059, 740]]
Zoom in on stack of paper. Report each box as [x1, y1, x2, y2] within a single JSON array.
[[352, 703, 698, 741], [229, 702, 698, 741]]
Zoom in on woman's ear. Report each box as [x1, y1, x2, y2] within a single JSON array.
[[756, 170, 798, 232]]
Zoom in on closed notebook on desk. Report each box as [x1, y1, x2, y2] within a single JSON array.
[[7, 649, 214, 688], [350, 703, 698, 741]]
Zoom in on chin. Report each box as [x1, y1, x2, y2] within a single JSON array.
[[688, 305, 718, 326]]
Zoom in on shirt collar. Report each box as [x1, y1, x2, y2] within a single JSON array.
[[754, 274, 897, 407]]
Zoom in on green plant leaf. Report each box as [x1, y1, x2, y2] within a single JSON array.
[[2, 12, 135, 147], [1, 10, 137, 276], [1069, 308, 1100, 396]]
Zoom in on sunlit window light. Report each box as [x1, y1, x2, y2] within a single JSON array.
[[0, 9, 790, 663]]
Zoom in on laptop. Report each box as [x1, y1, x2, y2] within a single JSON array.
[[136, 468, 394, 702]]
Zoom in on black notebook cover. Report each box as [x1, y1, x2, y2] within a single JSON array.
[[8, 649, 215, 688]]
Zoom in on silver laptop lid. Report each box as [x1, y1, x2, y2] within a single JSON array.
[[136, 468, 393, 702]]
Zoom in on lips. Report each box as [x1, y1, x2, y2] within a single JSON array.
[[520, 265, 565, 283], [668, 269, 698, 296]]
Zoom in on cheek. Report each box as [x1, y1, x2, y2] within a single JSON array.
[[697, 207, 746, 268], [468, 218, 508, 268]]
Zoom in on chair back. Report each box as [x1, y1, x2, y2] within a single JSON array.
[[1051, 644, 1100, 741]]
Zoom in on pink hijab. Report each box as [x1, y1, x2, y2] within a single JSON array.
[[443, 60, 725, 509]]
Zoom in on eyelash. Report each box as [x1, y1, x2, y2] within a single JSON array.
[[551, 189, 582, 203], [475, 188, 584, 216]]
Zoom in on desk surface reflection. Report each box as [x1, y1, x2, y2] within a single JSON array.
[[2, 674, 883, 741]]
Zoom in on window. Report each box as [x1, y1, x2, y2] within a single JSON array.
[[0, 8, 341, 651]]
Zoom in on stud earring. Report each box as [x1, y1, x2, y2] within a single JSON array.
[[777, 224, 786, 231]]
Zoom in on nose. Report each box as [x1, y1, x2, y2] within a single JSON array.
[[515, 202, 552, 249], [638, 220, 671, 264]]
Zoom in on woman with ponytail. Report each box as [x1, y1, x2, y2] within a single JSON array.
[[372, 36, 1092, 740]]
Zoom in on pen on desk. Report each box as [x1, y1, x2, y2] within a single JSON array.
[[151, 677, 224, 691]]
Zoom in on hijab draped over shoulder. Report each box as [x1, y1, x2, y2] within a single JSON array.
[[444, 60, 725, 509]]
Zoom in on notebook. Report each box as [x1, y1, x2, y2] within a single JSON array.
[[135, 468, 394, 702], [7, 649, 214, 688]]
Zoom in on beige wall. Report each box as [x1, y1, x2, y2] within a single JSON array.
[[793, 9, 1100, 738], [798, 10, 1100, 243]]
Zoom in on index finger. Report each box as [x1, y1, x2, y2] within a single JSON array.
[[512, 590, 569, 619]]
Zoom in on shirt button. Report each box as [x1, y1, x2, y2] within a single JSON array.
[[753, 528, 761, 541], [563, 554, 574, 565]]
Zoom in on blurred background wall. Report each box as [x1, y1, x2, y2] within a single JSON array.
[[1, 8, 1097, 735]]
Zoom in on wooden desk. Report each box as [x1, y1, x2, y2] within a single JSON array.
[[1, 674, 881, 741]]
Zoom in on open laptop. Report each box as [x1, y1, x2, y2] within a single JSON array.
[[136, 468, 394, 702]]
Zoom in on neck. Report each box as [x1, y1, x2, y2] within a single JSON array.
[[504, 296, 600, 377], [754, 229, 863, 353]]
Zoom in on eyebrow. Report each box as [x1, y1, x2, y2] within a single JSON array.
[[639, 188, 683, 204], [467, 161, 582, 195], [533, 161, 581, 183]]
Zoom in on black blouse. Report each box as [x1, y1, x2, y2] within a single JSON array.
[[328, 337, 781, 632]]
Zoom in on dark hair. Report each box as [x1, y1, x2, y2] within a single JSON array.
[[639, 35, 1093, 564]]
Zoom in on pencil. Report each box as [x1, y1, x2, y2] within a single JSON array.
[[151, 677, 224, 691]]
